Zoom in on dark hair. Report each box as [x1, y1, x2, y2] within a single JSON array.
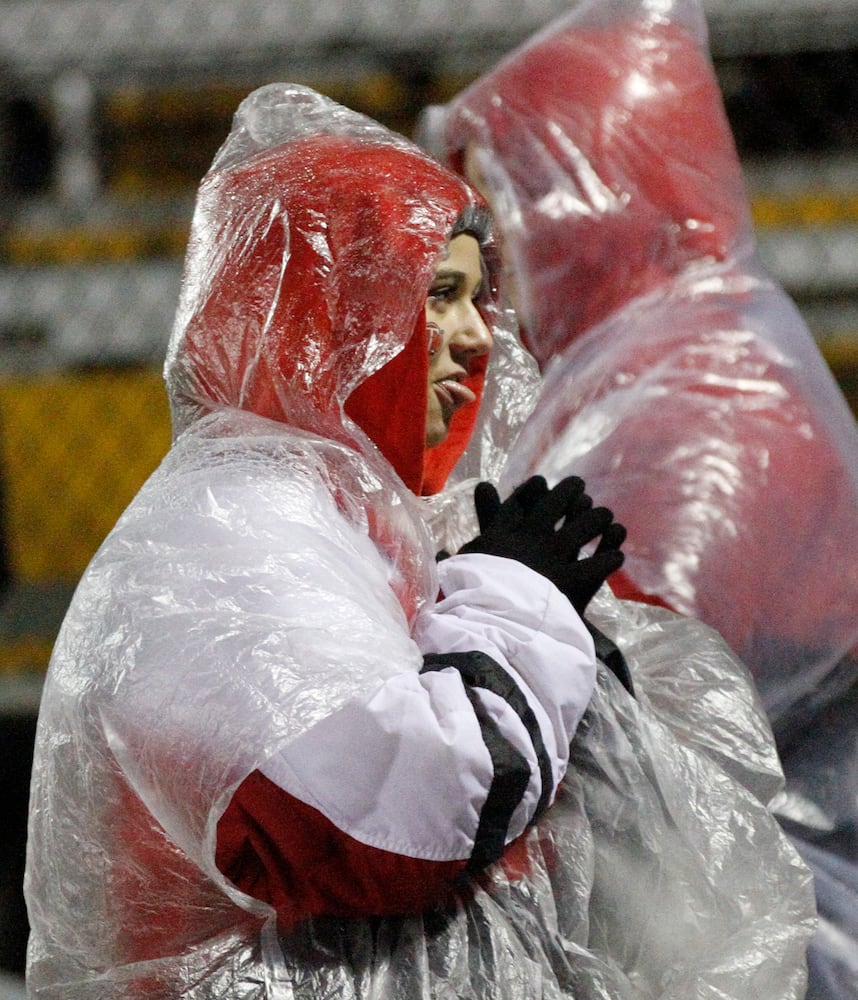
[[450, 204, 492, 246], [449, 204, 500, 305]]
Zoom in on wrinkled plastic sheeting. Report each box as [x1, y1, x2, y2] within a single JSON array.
[[270, 611, 816, 1000], [585, 586, 784, 806], [25, 413, 816, 998], [275, 588, 816, 1000], [500, 273, 858, 747], [24, 412, 453, 996]]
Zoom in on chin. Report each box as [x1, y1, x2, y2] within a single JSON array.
[[425, 423, 449, 448]]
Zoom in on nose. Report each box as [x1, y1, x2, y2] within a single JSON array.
[[450, 303, 493, 365]]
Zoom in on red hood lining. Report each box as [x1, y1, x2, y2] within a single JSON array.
[[174, 133, 496, 496]]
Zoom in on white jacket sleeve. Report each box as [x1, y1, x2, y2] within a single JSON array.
[[250, 552, 595, 867]]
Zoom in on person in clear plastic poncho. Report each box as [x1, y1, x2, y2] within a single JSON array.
[[420, 0, 858, 743], [25, 84, 814, 999], [419, 0, 858, 995]]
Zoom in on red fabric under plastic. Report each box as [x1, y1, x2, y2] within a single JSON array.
[[217, 771, 467, 928], [178, 134, 492, 496], [442, 15, 750, 366]]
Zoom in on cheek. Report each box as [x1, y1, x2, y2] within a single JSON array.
[[424, 389, 446, 447], [426, 349, 443, 381]]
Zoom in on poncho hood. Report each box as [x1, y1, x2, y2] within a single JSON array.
[[426, 0, 753, 366], [166, 85, 497, 495]]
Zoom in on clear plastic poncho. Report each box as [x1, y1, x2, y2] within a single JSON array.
[[420, 0, 858, 744], [420, 0, 858, 993], [25, 83, 815, 999]]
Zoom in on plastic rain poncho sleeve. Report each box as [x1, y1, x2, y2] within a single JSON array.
[[420, 0, 858, 993], [26, 82, 815, 1000]]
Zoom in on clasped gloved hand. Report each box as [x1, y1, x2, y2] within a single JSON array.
[[458, 475, 626, 617]]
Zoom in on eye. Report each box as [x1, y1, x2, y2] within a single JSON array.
[[427, 281, 459, 306]]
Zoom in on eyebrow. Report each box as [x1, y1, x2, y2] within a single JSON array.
[[432, 267, 484, 295]]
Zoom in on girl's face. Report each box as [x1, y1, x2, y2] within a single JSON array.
[[424, 234, 493, 447]]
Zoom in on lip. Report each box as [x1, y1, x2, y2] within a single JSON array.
[[433, 376, 476, 417]]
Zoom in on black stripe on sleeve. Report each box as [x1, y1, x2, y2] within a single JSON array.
[[421, 650, 554, 872], [461, 695, 529, 874], [584, 619, 635, 698]]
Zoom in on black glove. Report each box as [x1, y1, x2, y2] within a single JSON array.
[[458, 475, 626, 616]]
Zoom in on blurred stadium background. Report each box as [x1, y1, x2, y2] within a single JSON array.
[[1, 0, 858, 985]]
